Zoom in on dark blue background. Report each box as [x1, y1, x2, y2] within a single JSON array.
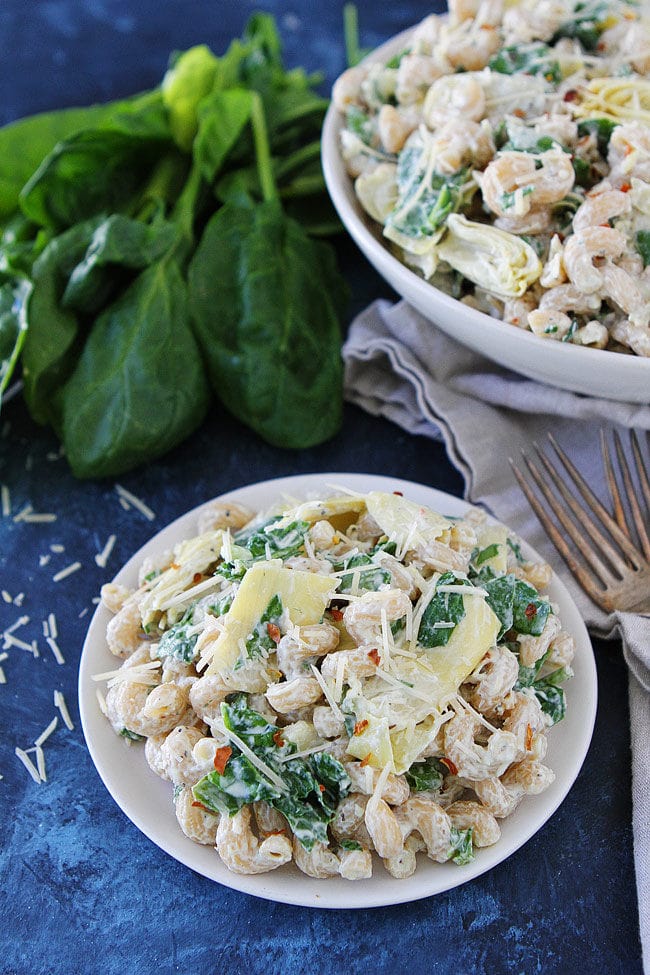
[[0, 3, 641, 974]]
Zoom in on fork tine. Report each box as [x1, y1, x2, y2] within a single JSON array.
[[600, 429, 629, 537], [547, 432, 644, 565], [630, 429, 650, 512], [534, 441, 632, 578], [611, 430, 650, 561], [509, 460, 609, 609]]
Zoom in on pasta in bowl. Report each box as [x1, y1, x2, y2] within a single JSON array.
[[80, 474, 596, 904], [321, 0, 650, 401]]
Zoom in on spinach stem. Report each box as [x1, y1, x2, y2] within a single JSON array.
[[250, 93, 277, 203], [343, 4, 361, 68]]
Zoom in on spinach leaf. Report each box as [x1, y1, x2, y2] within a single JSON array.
[[552, 3, 609, 51], [244, 594, 284, 660], [57, 258, 210, 478], [21, 218, 103, 425], [418, 572, 470, 648], [387, 144, 466, 239], [157, 606, 199, 663], [162, 45, 220, 151], [0, 278, 30, 404], [246, 519, 309, 561], [507, 537, 525, 564], [636, 231, 650, 268], [336, 552, 391, 594], [346, 105, 376, 147], [448, 826, 474, 865], [576, 118, 618, 156], [512, 579, 551, 636], [120, 728, 146, 742], [339, 839, 363, 851], [193, 88, 254, 183], [478, 570, 515, 641], [405, 757, 446, 792], [489, 44, 561, 83], [533, 680, 566, 724], [188, 196, 344, 448], [0, 94, 161, 222], [20, 126, 169, 231], [473, 543, 500, 567], [61, 213, 177, 314], [193, 754, 281, 815], [208, 592, 234, 617]]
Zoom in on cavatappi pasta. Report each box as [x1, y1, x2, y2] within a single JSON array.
[[96, 489, 574, 880], [334, 0, 650, 357]]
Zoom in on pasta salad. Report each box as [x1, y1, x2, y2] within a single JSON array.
[[96, 488, 574, 880], [334, 0, 650, 357]]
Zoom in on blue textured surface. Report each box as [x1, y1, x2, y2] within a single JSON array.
[[0, 3, 642, 974]]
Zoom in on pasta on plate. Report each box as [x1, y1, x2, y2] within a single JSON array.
[[334, 0, 650, 357], [95, 488, 575, 880]]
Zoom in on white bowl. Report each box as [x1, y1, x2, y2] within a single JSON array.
[[321, 28, 650, 403]]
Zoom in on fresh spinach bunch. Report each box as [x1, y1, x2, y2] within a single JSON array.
[[0, 13, 347, 476]]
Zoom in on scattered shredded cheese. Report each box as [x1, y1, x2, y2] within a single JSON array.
[[15, 747, 41, 784], [52, 562, 82, 583], [95, 688, 108, 717], [115, 484, 155, 521], [39, 554, 51, 567], [5, 615, 29, 636], [22, 512, 57, 524], [92, 660, 161, 686], [48, 613, 58, 639], [310, 664, 345, 722], [54, 691, 74, 729], [1, 591, 11, 603], [1, 484, 10, 517], [13, 504, 33, 523], [45, 637, 65, 665], [50, 544, 65, 553], [95, 534, 116, 569], [35, 716, 58, 747]]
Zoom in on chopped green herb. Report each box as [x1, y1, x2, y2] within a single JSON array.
[[448, 826, 475, 865], [418, 572, 471, 648], [120, 728, 145, 742], [339, 839, 363, 851], [473, 543, 500, 566], [636, 230, 650, 267], [405, 757, 446, 792], [489, 44, 561, 83], [577, 118, 618, 155]]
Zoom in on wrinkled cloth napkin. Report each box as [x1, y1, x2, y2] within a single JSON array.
[[343, 299, 650, 969]]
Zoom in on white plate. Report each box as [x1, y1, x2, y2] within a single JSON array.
[[79, 473, 597, 909], [321, 29, 650, 403]]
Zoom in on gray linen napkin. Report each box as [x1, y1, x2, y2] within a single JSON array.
[[343, 299, 650, 969]]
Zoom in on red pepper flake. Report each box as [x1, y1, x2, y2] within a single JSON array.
[[624, 144, 634, 156], [353, 719, 369, 736], [597, 40, 606, 51], [367, 648, 381, 666], [192, 572, 203, 585], [319, 784, 326, 792], [266, 622, 281, 644], [359, 754, 372, 768], [393, 490, 404, 496], [272, 729, 285, 748], [620, 182, 631, 193], [330, 608, 344, 622], [525, 723, 534, 751], [563, 89, 578, 102], [213, 746, 232, 775], [440, 757, 458, 776], [264, 828, 287, 836], [191, 800, 210, 811], [512, 108, 526, 118], [511, 317, 520, 325], [524, 602, 538, 621]]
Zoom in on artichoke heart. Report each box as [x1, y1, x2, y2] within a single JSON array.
[[437, 214, 542, 298]]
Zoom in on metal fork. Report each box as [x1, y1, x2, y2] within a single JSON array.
[[510, 430, 650, 614]]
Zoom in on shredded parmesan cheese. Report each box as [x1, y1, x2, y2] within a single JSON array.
[[15, 747, 41, 784], [35, 716, 58, 747], [52, 562, 82, 583], [310, 664, 345, 722], [1, 484, 10, 517], [46, 637, 65, 665], [115, 484, 155, 521], [54, 691, 74, 730], [95, 535, 116, 569]]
